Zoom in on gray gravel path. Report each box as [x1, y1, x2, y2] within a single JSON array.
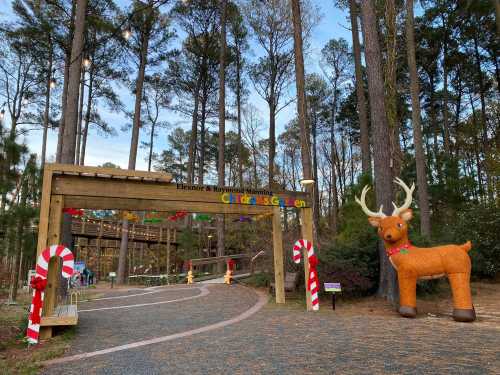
[[42, 285, 500, 375]]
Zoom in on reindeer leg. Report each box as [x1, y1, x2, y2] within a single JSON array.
[[398, 274, 417, 318], [448, 272, 475, 322]]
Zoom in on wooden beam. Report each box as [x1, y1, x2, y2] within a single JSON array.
[[52, 176, 310, 207], [63, 195, 274, 215], [272, 206, 285, 304], [40, 194, 64, 339], [300, 207, 313, 311], [46, 163, 173, 182]]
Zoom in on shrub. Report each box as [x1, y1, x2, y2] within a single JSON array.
[[241, 272, 272, 288], [438, 204, 500, 279], [318, 195, 379, 297]]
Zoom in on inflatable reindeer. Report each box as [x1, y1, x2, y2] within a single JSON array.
[[356, 178, 475, 322]]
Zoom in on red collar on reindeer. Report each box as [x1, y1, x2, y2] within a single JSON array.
[[386, 243, 411, 257]]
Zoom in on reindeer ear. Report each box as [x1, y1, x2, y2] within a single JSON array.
[[400, 208, 413, 222], [368, 217, 381, 228]]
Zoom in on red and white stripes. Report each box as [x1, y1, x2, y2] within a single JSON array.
[[293, 239, 319, 311], [27, 245, 74, 344]]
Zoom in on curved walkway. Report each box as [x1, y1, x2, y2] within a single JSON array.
[[43, 284, 265, 373], [42, 284, 500, 375]]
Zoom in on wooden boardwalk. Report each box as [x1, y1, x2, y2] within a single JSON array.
[[71, 219, 178, 244]]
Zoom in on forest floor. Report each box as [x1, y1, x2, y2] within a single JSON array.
[[2, 281, 499, 374]]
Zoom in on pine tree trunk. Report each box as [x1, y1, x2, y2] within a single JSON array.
[[360, 0, 397, 303], [468, 93, 484, 198], [80, 65, 93, 165], [454, 71, 462, 132], [429, 76, 442, 183], [58, 0, 86, 295], [472, 31, 493, 200], [312, 115, 320, 232], [61, 0, 87, 164], [252, 150, 258, 188], [349, 133, 354, 185], [117, 19, 150, 285], [495, 0, 500, 37], [329, 86, 339, 234], [41, 43, 53, 168], [472, 34, 488, 146], [8, 221, 22, 303], [330, 120, 338, 235], [56, 50, 71, 163], [291, 0, 313, 197], [128, 34, 149, 171], [187, 77, 201, 184], [405, 0, 431, 237], [147, 120, 156, 171], [268, 99, 277, 188], [56, 1, 76, 163], [349, 0, 371, 176], [217, 0, 227, 267], [198, 92, 207, 185], [236, 49, 243, 187], [384, 0, 402, 176], [441, 17, 451, 157], [8, 175, 28, 303], [75, 69, 85, 164]]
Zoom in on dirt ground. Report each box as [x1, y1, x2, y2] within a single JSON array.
[[336, 281, 500, 328]]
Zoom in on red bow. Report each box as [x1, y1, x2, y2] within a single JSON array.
[[63, 208, 84, 216], [29, 276, 47, 324], [307, 254, 319, 292]]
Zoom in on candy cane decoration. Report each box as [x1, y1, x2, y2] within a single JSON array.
[[27, 245, 74, 344], [293, 239, 319, 311]]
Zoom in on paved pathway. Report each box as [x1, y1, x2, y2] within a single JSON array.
[[42, 284, 500, 375]]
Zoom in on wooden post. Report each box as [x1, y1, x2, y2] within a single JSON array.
[[36, 167, 53, 257], [300, 207, 313, 311], [166, 228, 171, 284], [40, 194, 64, 339], [97, 221, 103, 281], [128, 247, 132, 278], [158, 227, 162, 274], [272, 206, 285, 304], [96, 238, 101, 281]]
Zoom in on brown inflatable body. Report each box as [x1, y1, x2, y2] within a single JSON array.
[[356, 179, 475, 322]]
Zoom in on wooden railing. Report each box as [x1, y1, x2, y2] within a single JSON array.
[[71, 219, 177, 243]]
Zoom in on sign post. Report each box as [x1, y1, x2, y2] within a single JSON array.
[[324, 282, 341, 310], [109, 272, 116, 288]]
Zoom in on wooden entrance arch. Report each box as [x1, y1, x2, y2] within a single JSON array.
[[36, 164, 314, 339]]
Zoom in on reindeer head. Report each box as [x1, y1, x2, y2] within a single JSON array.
[[355, 178, 415, 244]]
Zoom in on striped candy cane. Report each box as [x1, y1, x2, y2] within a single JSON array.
[[293, 239, 319, 311], [27, 245, 74, 344]]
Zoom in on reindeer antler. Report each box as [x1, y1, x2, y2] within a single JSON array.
[[391, 178, 415, 217], [355, 185, 387, 218]]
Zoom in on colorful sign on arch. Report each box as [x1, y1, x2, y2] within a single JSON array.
[[221, 192, 306, 208], [175, 183, 307, 208]]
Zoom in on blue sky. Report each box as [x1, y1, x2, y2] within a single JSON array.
[[0, 0, 351, 171]]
